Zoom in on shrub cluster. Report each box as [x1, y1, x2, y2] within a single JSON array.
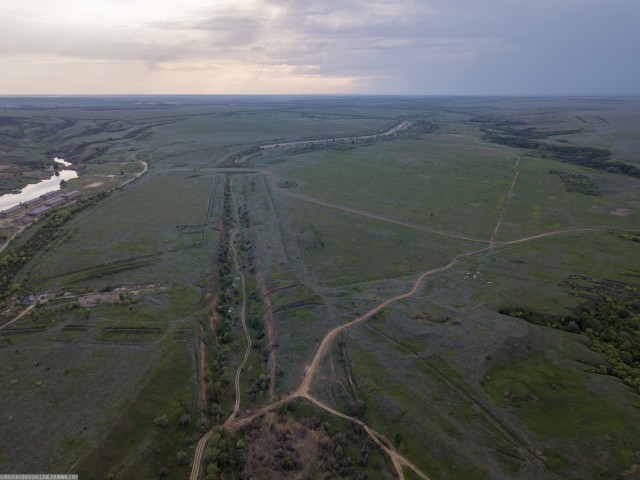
[[501, 276, 640, 393]]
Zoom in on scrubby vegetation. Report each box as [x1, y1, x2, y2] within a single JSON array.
[[476, 117, 640, 178], [205, 178, 234, 422], [500, 276, 640, 393], [549, 170, 601, 195], [2, 96, 640, 479]]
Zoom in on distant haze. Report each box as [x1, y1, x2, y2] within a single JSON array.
[[1, 0, 638, 95]]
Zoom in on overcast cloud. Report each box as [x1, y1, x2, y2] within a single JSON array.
[[0, 0, 638, 94]]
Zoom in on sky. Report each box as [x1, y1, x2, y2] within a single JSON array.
[[0, 0, 638, 95]]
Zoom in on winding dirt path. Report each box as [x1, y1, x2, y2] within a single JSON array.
[[297, 246, 489, 395], [0, 225, 25, 254], [189, 428, 213, 480], [117, 160, 148, 188], [189, 165, 639, 480], [495, 226, 617, 247], [227, 226, 252, 423], [0, 160, 148, 257], [303, 394, 430, 480], [190, 162, 640, 480], [215, 224, 632, 479], [0, 302, 37, 332], [228, 177, 254, 422], [190, 185, 253, 479]]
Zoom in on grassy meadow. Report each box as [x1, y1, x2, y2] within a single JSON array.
[[1, 96, 640, 479]]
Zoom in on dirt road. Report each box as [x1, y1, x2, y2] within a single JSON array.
[[0, 225, 25, 254], [189, 428, 213, 480], [227, 227, 252, 422], [117, 160, 148, 188], [189, 165, 640, 480], [0, 303, 37, 332], [189, 222, 635, 479], [190, 190, 253, 479], [490, 156, 521, 245], [304, 394, 430, 480], [297, 246, 489, 395], [264, 170, 487, 244], [0, 160, 148, 255]]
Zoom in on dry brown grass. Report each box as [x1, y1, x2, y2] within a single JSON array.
[[242, 411, 340, 479], [610, 208, 633, 217]]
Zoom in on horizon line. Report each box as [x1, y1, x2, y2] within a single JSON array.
[[1, 93, 639, 98]]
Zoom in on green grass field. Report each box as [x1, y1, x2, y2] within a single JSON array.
[[275, 134, 516, 240], [1, 96, 640, 480]]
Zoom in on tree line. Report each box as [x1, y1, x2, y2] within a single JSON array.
[[475, 117, 640, 179], [500, 275, 640, 394]]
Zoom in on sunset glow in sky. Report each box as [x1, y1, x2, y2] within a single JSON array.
[[1, 0, 638, 95]]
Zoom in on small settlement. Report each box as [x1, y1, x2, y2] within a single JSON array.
[[0, 190, 81, 222]]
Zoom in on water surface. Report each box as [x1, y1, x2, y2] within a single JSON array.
[[0, 163, 78, 211]]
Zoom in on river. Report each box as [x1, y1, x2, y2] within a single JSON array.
[[0, 160, 79, 211]]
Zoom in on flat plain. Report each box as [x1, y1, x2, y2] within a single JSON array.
[[1, 95, 640, 480]]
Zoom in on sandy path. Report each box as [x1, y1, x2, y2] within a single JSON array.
[[303, 394, 430, 480], [116, 160, 148, 188], [227, 218, 252, 421], [0, 225, 25, 254], [190, 187, 253, 478], [189, 428, 213, 480], [0, 303, 37, 332], [296, 246, 489, 394], [189, 228, 251, 480]]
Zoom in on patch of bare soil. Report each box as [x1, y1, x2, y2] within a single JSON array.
[[623, 462, 640, 479], [610, 208, 632, 217], [84, 181, 104, 188], [75, 283, 159, 307], [0, 163, 21, 172], [76, 291, 121, 307]]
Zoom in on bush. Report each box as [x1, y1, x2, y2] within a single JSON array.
[[176, 450, 188, 466], [179, 413, 191, 426], [153, 415, 169, 427]]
